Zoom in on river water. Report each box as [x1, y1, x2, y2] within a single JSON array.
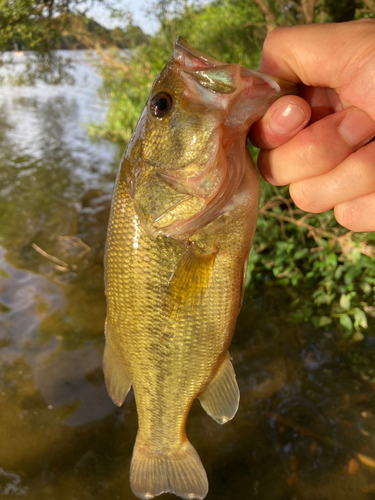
[[0, 52, 375, 500]]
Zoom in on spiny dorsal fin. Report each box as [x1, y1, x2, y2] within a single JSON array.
[[198, 353, 240, 424], [103, 321, 132, 406], [165, 243, 217, 317]]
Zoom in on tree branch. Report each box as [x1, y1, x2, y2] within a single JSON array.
[[252, 0, 278, 31], [260, 196, 375, 259], [362, 0, 375, 13]]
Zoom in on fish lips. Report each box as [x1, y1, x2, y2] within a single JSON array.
[[173, 36, 298, 108]]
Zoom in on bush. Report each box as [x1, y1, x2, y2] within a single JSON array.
[[247, 173, 375, 339]]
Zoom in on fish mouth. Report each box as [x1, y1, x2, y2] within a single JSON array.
[[173, 37, 227, 69]]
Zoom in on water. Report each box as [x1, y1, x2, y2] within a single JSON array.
[[1, 52, 375, 500]]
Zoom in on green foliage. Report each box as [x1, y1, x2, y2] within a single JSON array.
[[248, 0, 369, 27], [0, 0, 85, 52], [89, 0, 265, 145], [156, 0, 265, 67], [6, 52, 75, 86], [321, 0, 360, 22], [247, 178, 375, 339], [0, 2, 148, 86], [59, 14, 151, 51], [0, 1, 88, 86], [90, 0, 375, 340], [88, 46, 158, 145]]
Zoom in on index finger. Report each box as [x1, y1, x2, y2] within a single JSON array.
[[258, 21, 374, 88]]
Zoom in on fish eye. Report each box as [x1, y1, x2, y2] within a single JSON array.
[[150, 92, 173, 118]]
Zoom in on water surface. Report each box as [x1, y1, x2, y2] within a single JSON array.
[[1, 52, 375, 500]]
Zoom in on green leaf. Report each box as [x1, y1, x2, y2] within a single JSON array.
[[291, 274, 300, 286], [315, 293, 335, 305], [351, 248, 361, 264], [352, 331, 365, 342], [335, 265, 344, 280], [354, 309, 368, 330], [344, 267, 362, 286], [326, 252, 338, 268], [294, 248, 308, 260], [339, 293, 351, 311], [319, 316, 332, 327], [340, 313, 353, 332], [311, 316, 321, 328], [361, 281, 372, 295]]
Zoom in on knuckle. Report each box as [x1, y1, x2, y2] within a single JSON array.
[[263, 27, 282, 47], [354, 142, 375, 170], [334, 203, 355, 231], [258, 150, 288, 186], [262, 26, 290, 55], [289, 181, 315, 212], [296, 129, 321, 166]]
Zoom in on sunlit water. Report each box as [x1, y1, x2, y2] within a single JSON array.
[[1, 52, 375, 500]]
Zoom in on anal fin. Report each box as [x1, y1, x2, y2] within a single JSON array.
[[165, 242, 217, 317], [103, 329, 131, 406], [198, 353, 239, 424]]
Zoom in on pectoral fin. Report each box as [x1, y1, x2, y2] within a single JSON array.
[[165, 242, 217, 317], [198, 354, 240, 424], [103, 323, 132, 406]]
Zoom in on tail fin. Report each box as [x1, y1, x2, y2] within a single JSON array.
[[130, 436, 208, 500]]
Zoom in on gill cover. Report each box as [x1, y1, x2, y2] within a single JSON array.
[[132, 37, 296, 239]]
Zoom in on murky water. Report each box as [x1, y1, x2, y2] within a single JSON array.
[[1, 52, 375, 500]]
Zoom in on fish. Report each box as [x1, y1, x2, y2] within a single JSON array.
[[104, 37, 297, 500]]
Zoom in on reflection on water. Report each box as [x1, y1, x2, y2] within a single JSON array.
[[1, 53, 375, 500]]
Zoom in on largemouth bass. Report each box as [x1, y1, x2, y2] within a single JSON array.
[[104, 37, 297, 500]]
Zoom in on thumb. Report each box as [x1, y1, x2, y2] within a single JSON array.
[[250, 95, 311, 149]]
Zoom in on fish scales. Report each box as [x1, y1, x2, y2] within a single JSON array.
[[106, 182, 248, 440], [104, 37, 297, 500]]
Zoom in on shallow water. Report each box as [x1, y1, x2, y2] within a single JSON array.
[[1, 53, 375, 500]]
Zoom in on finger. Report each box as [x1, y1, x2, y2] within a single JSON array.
[[251, 88, 341, 150], [335, 192, 375, 232], [258, 20, 375, 115], [290, 140, 375, 213], [301, 86, 341, 123], [250, 95, 310, 149], [258, 20, 374, 86], [258, 107, 375, 186]]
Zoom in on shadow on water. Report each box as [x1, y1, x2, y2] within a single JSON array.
[[1, 55, 375, 500]]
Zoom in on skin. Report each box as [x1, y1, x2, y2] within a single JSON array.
[[249, 19, 375, 232]]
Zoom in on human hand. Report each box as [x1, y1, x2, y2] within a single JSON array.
[[250, 20, 375, 232]]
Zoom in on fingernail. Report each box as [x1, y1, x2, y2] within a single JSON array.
[[269, 103, 306, 135], [339, 109, 375, 147]]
